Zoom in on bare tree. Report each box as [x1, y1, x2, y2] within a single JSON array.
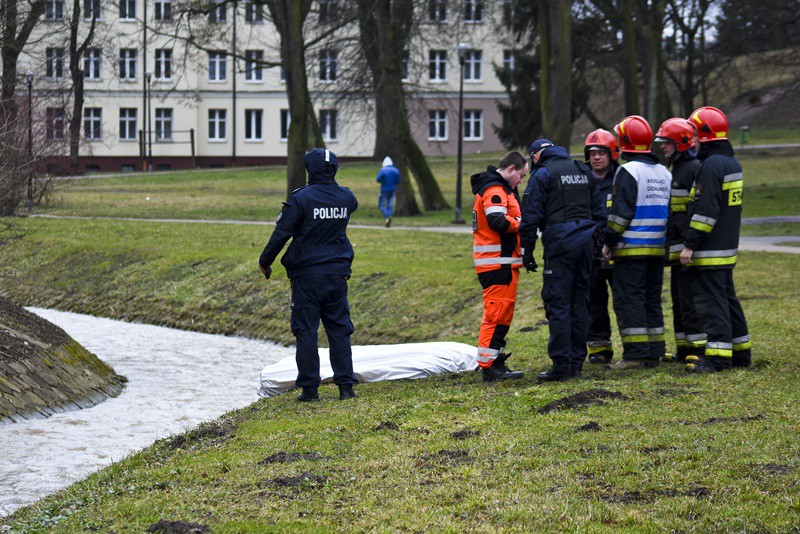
[[538, 0, 572, 148], [66, 0, 98, 171]]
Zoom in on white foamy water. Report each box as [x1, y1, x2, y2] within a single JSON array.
[[0, 308, 292, 517]]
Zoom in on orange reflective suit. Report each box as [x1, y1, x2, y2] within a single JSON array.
[[471, 166, 523, 369]]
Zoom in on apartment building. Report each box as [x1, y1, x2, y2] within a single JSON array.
[[20, 0, 514, 172]]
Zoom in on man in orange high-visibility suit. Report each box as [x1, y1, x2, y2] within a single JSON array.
[[471, 151, 529, 381]]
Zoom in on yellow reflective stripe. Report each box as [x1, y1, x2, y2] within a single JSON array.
[[671, 196, 690, 204], [721, 180, 743, 190], [676, 339, 690, 348], [705, 348, 732, 357], [733, 341, 752, 351], [622, 335, 650, 343], [668, 250, 682, 261], [670, 205, 687, 212], [588, 344, 612, 355], [690, 256, 737, 267], [606, 200, 613, 208], [690, 220, 714, 232], [613, 247, 665, 257], [648, 334, 666, 342], [608, 221, 626, 233]]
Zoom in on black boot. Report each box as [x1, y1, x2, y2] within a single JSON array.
[[482, 357, 523, 382], [536, 368, 574, 383], [296, 387, 320, 402], [338, 384, 358, 400], [685, 355, 731, 373]]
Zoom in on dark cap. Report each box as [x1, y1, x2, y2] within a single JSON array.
[[528, 139, 554, 157]]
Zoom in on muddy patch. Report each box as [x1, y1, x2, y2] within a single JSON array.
[[259, 451, 324, 465], [537, 389, 625, 414], [164, 418, 237, 450], [373, 420, 400, 431], [416, 449, 474, 468], [701, 414, 765, 426], [146, 520, 211, 533], [759, 463, 793, 475], [264, 472, 328, 488], [641, 445, 677, 454], [576, 421, 601, 432], [600, 486, 710, 503], [450, 429, 480, 439]]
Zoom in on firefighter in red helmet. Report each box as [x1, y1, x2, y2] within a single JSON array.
[[655, 118, 705, 362], [584, 129, 620, 365], [680, 106, 752, 372]]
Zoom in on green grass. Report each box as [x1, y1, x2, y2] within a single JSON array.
[[39, 151, 800, 227], [1, 212, 800, 532]]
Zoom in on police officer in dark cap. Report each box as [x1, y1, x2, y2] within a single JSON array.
[[259, 148, 359, 401]]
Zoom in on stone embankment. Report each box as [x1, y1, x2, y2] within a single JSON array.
[[0, 297, 126, 422]]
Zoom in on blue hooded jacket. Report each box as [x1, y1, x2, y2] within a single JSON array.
[[259, 148, 358, 278]]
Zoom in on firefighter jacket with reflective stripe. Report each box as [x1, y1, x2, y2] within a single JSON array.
[[666, 151, 701, 265], [604, 153, 671, 260], [471, 166, 522, 273], [684, 140, 742, 269], [520, 146, 605, 259], [592, 162, 618, 267]]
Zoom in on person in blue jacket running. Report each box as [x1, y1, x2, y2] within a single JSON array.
[[376, 156, 401, 227]]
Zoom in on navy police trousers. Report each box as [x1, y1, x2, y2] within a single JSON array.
[[290, 273, 357, 388]]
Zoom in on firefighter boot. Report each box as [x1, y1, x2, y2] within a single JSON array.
[[588, 342, 613, 364], [296, 387, 320, 402], [339, 384, 359, 400], [685, 355, 731, 373], [606, 358, 660, 370], [536, 369, 574, 383], [482, 358, 523, 382]]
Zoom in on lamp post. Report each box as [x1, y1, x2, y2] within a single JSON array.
[[452, 43, 469, 224], [146, 72, 153, 172], [25, 71, 34, 212]]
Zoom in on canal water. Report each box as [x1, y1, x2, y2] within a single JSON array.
[[0, 309, 292, 517]]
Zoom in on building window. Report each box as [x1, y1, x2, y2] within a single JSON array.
[[428, 110, 447, 140], [319, 109, 337, 141], [463, 49, 481, 81], [318, 0, 334, 23], [209, 51, 227, 82], [401, 50, 409, 81], [245, 50, 263, 81], [155, 0, 172, 20], [280, 109, 290, 140], [155, 49, 172, 80], [155, 108, 172, 140], [428, 0, 446, 22], [502, 0, 514, 23], [319, 49, 337, 82], [463, 110, 483, 140], [84, 107, 102, 140], [428, 50, 446, 82], [464, 0, 482, 22], [208, 109, 227, 141], [503, 50, 515, 72], [46, 48, 64, 79], [209, 0, 226, 23], [45, 0, 64, 20], [245, 0, 263, 22], [280, 63, 286, 82], [119, 108, 137, 140], [46, 108, 65, 139], [119, 0, 135, 20], [119, 49, 137, 81], [245, 109, 263, 141], [84, 0, 101, 19], [84, 48, 102, 80]]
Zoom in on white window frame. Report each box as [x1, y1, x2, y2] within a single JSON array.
[[84, 48, 102, 80], [463, 109, 483, 141], [280, 109, 290, 141], [319, 109, 337, 141], [208, 109, 227, 141], [428, 50, 446, 82], [208, 51, 227, 82], [428, 110, 447, 141], [119, 0, 136, 20], [155, 0, 172, 20], [463, 49, 482, 81], [428, 0, 446, 22], [244, 109, 263, 141], [210, 0, 226, 23], [503, 50, 515, 72], [46, 48, 64, 80], [464, 0, 482, 22], [155, 49, 172, 81], [318, 0, 334, 23], [119, 49, 137, 81], [84, 107, 102, 140], [119, 108, 137, 141], [46, 108, 65, 140], [45, 0, 64, 20], [155, 108, 173, 140], [245, 0, 263, 23], [244, 50, 263, 82], [319, 49, 337, 82], [401, 50, 410, 82], [84, 0, 101, 19]]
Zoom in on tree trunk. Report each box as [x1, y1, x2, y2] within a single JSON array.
[[621, 0, 641, 116], [538, 0, 572, 148], [636, 0, 667, 125]]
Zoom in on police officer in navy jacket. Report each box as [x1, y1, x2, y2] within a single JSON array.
[[259, 148, 359, 402]]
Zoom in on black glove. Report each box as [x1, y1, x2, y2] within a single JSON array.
[[260, 264, 272, 280], [523, 251, 538, 273]]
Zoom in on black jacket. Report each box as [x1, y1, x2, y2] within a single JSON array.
[[666, 151, 701, 265], [259, 148, 358, 279]]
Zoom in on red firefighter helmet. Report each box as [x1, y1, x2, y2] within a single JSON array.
[[655, 118, 697, 152], [689, 106, 729, 142], [584, 128, 620, 161], [614, 115, 653, 153]]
